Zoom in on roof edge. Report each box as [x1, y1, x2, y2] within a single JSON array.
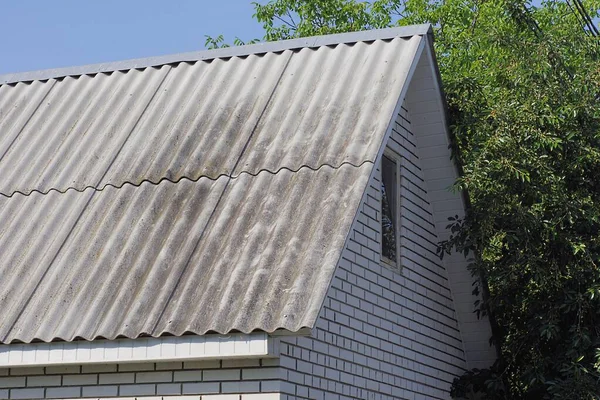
[[0, 24, 432, 85]]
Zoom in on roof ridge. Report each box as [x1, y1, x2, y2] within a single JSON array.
[[0, 160, 374, 199], [0, 24, 431, 85]]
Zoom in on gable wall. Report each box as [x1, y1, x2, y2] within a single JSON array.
[[0, 359, 282, 399], [276, 103, 467, 400]]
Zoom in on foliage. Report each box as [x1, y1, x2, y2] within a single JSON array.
[[204, 34, 260, 49], [213, 0, 600, 398]]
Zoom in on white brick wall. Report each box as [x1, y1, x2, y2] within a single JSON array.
[[0, 360, 282, 399], [275, 101, 471, 400]]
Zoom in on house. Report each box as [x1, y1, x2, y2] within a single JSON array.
[[0, 24, 496, 400]]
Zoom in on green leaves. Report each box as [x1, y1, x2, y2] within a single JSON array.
[[253, 0, 399, 40]]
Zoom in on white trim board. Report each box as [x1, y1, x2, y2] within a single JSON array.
[[0, 333, 277, 367]]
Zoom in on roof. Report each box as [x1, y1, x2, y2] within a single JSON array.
[[0, 26, 428, 344]]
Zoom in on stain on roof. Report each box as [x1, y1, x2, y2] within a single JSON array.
[[0, 26, 427, 344]]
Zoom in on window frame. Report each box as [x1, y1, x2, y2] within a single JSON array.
[[380, 149, 401, 270]]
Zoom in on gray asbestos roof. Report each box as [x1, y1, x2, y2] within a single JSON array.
[[0, 26, 428, 344]]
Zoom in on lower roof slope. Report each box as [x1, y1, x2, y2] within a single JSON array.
[[0, 26, 427, 344]]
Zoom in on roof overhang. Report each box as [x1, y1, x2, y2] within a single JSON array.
[[0, 333, 278, 367]]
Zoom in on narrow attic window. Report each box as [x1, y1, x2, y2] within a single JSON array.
[[381, 154, 398, 264]]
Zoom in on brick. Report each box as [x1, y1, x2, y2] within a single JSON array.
[[118, 362, 155, 372], [181, 382, 219, 394], [46, 386, 82, 398], [0, 370, 7, 377], [296, 385, 309, 398], [82, 363, 117, 373], [10, 388, 44, 399], [183, 360, 220, 369], [82, 385, 118, 397], [99, 372, 135, 384], [221, 381, 260, 393], [156, 361, 183, 370], [260, 380, 281, 392], [0, 377, 25, 388], [222, 359, 260, 368], [203, 369, 239, 381], [165, 397, 201, 400], [62, 374, 97, 386], [173, 370, 202, 382], [27, 375, 61, 387], [243, 395, 281, 400], [136, 371, 172, 383], [9, 367, 44, 376], [242, 368, 280, 380], [279, 356, 296, 370], [0, 389, 6, 399], [119, 383, 156, 396], [45, 365, 80, 374], [203, 396, 239, 400], [157, 383, 182, 395], [163, 397, 200, 400]]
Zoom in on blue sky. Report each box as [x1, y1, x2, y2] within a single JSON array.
[[0, 0, 264, 75]]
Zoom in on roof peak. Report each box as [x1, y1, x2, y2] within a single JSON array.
[[0, 24, 431, 85]]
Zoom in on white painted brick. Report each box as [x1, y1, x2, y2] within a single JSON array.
[[136, 370, 173, 383], [242, 394, 281, 400], [45, 365, 80, 375], [174, 370, 203, 382], [222, 359, 261, 368], [99, 372, 135, 384], [46, 386, 81, 398], [82, 385, 118, 397], [222, 380, 260, 393], [203, 368, 239, 381], [9, 388, 44, 399], [203, 395, 239, 400], [157, 383, 182, 395], [0, 377, 25, 388], [120, 383, 157, 396], [156, 361, 184, 370], [9, 367, 44, 376], [260, 380, 281, 392], [181, 382, 219, 394], [62, 373, 98, 385], [26, 374, 61, 387], [0, 390, 6, 400], [242, 367, 280, 380]]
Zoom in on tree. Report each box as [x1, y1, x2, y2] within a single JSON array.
[[211, 1, 600, 398]]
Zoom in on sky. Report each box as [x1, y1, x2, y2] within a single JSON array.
[[0, 0, 265, 75]]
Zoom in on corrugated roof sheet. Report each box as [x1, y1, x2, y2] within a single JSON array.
[[0, 27, 426, 344]]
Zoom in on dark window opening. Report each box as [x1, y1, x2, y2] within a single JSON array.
[[381, 155, 397, 262]]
